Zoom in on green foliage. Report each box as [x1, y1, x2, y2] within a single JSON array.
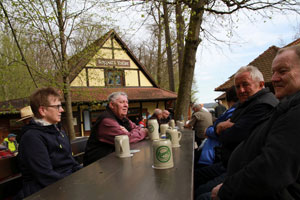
[[0, 32, 36, 101]]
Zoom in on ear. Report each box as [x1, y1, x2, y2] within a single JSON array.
[[259, 81, 265, 88], [109, 102, 114, 110], [38, 106, 46, 118]]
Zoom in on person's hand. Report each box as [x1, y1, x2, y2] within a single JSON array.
[[184, 124, 191, 129], [211, 183, 223, 200], [120, 126, 128, 132], [204, 127, 207, 137], [142, 128, 148, 135], [216, 119, 234, 135]]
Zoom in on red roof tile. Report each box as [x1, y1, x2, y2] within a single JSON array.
[[71, 87, 177, 102], [0, 87, 177, 112]]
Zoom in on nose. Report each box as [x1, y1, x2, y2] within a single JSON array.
[[271, 72, 280, 82], [238, 86, 245, 93]]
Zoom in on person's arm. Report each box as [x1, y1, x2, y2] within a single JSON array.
[[127, 120, 148, 143], [2, 140, 8, 148], [219, 104, 273, 146], [205, 126, 218, 139], [216, 119, 234, 134], [98, 118, 147, 144], [218, 107, 300, 199], [185, 115, 196, 128], [20, 131, 65, 187]]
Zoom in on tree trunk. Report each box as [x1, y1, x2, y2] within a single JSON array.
[[63, 76, 76, 140], [56, 0, 76, 140], [175, 6, 204, 121], [162, 0, 175, 92], [175, 1, 185, 81], [156, 7, 163, 86]]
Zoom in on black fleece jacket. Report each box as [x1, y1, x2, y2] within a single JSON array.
[[219, 91, 300, 200], [17, 121, 81, 199], [219, 88, 278, 167]]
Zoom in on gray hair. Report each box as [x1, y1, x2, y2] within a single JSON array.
[[162, 110, 170, 115], [234, 65, 264, 84], [277, 45, 300, 65], [153, 108, 162, 115], [192, 104, 202, 110], [108, 92, 128, 103]]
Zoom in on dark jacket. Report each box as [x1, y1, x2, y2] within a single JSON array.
[[215, 104, 227, 118], [16, 121, 81, 199], [84, 107, 132, 166], [219, 88, 278, 167], [219, 91, 300, 200], [160, 116, 171, 124]]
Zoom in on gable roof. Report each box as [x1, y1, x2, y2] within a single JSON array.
[[215, 38, 300, 92], [0, 30, 177, 113], [285, 38, 300, 47], [215, 46, 279, 91], [68, 29, 158, 87]]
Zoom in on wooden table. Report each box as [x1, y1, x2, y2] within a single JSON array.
[[26, 129, 194, 200]]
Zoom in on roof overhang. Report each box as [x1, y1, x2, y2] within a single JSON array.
[[0, 87, 177, 113], [70, 87, 177, 103]]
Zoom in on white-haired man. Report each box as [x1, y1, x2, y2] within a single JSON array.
[[149, 108, 163, 124], [186, 104, 213, 146], [212, 45, 300, 200], [84, 92, 147, 166], [195, 65, 278, 200], [161, 109, 171, 124]]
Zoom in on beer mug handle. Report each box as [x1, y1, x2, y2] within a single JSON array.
[[119, 138, 123, 153], [178, 131, 182, 141]]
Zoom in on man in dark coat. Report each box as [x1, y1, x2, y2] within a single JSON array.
[[212, 45, 300, 200], [195, 66, 278, 199], [214, 100, 226, 118]]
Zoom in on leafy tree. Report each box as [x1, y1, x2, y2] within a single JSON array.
[[173, 0, 300, 120], [0, 0, 110, 139]]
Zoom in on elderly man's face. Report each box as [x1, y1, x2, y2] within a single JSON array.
[[272, 50, 300, 99], [109, 95, 128, 119], [162, 111, 169, 119], [235, 71, 264, 103]]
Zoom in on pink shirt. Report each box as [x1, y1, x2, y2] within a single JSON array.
[[97, 118, 147, 144]]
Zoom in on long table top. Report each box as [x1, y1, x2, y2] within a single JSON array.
[[26, 129, 194, 200]]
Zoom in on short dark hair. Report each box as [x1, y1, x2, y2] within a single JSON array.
[[226, 86, 238, 103], [30, 87, 61, 118]]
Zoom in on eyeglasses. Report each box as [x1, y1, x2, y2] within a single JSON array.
[[44, 104, 63, 110]]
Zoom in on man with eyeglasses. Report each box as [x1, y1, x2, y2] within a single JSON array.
[[16, 87, 81, 199]]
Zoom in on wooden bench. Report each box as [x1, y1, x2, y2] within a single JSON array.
[[0, 156, 22, 199], [71, 137, 88, 164]]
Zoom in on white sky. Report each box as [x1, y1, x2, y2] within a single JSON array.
[[194, 13, 299, 103], [110, 4, 299, 103]]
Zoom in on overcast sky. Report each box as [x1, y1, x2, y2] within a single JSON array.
[[194, 13, 299, 103], [111, 4, 299, 103]]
